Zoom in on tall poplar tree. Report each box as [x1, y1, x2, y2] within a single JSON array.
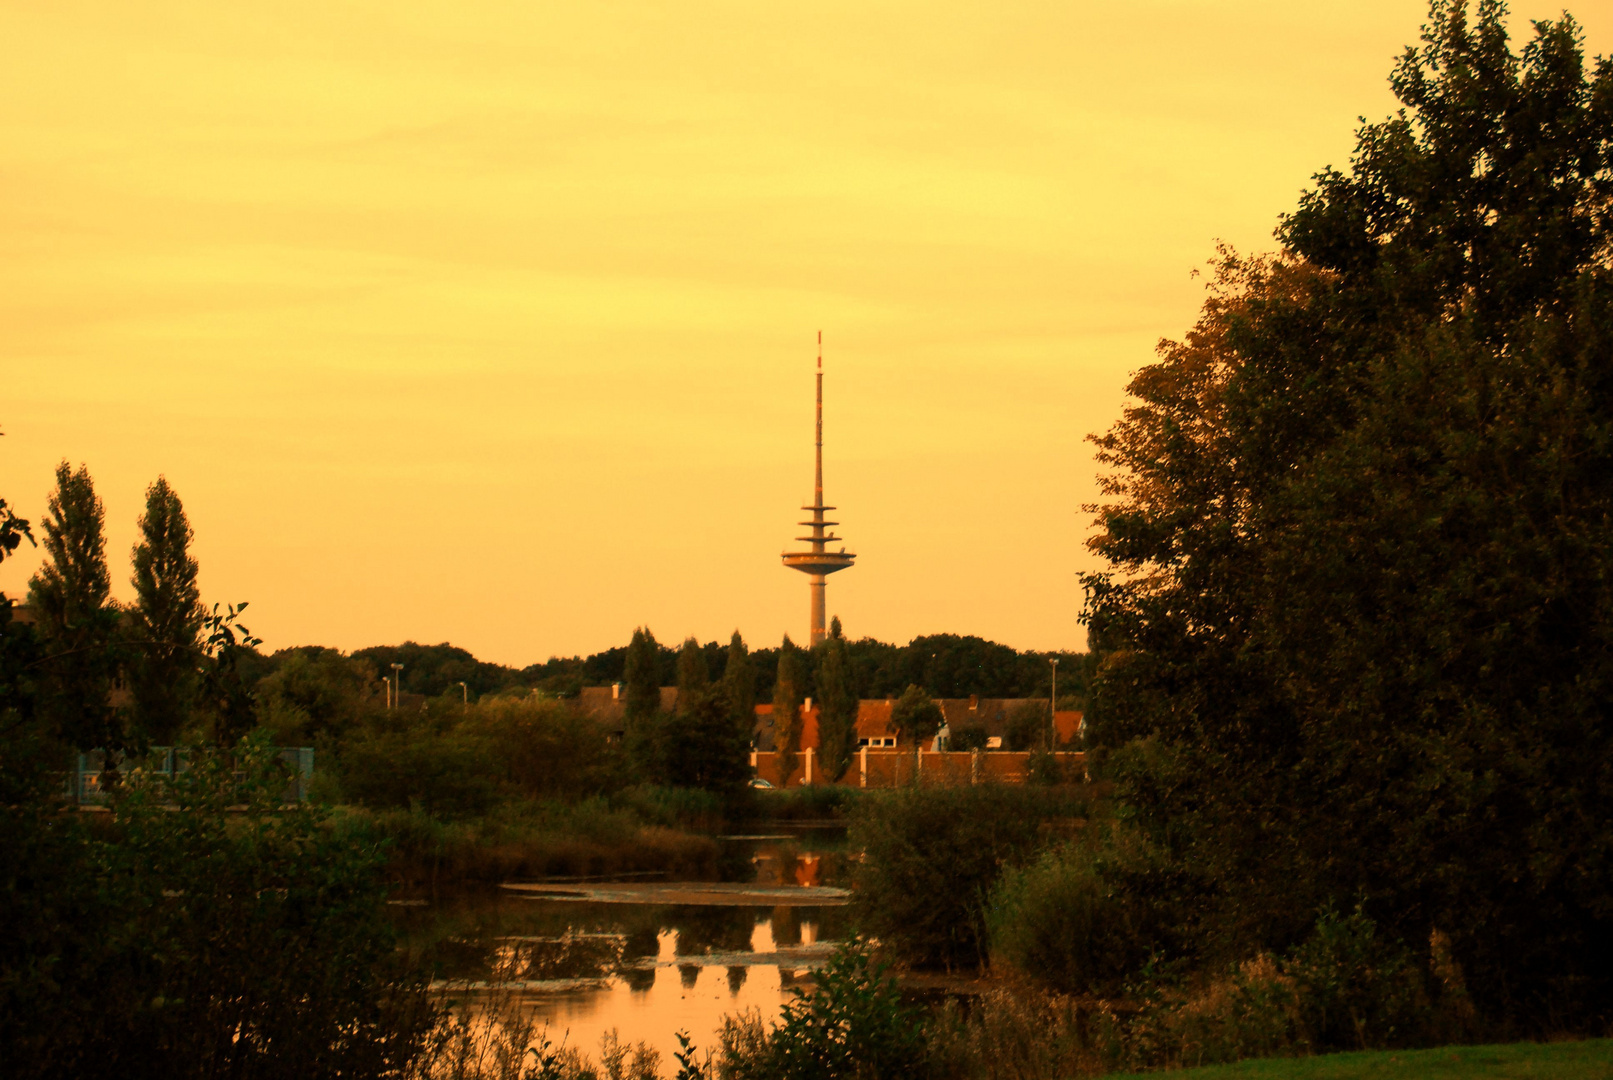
[[674, 636, 708, 709], [622, 627, 662, 779], [771, 634, 804, 784], [721, 631, 756, 741], [815, 617, 858, 781], [128, 477, 203, 743], [28, 462, 120, 752], [622, 627, 661, 721]]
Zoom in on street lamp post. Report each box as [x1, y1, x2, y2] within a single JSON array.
[[390, 663, 404, 710], [456, 681, 468, 708], [1049, 657, 1059, 748]]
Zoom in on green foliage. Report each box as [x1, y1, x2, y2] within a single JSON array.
[[721, 630, 756, 729], [27, 460, 121, 753], [747, 783, 859, 822], [334, 798, 721, 889], [989, 827, 1187, 996], [659, 685, 751, 794], [196, 601, 263, 743], [1083, 2, 1613, 1026], [848, 782, 1087, 970], [1100, 1039, 1613, 1080], [126, 476, 204, 744], [471, 696, 626, 800], [1002, 699, 1046, 751], [622, 626, 662, 722], [772, 634, 805, 782], [888, 684, 943, 745], [814, 624, 858, 781], [256, 645, 381, 743], [0, 732, 436, 1079], [338, 718, 499, 816], [949, 724, 988, 752], [676, 636, 709, 696], [716, 939, 927, 1080], [352, 640, 523, 700]]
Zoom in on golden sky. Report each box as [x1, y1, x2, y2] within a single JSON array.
[[3, 1, 1606, 666]]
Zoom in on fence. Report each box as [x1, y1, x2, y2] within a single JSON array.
[[67, 747, 315, 807], [749, 746, 1085, 788]]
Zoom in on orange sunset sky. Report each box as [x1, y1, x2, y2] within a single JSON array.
[[3, 1, 1608, 667]]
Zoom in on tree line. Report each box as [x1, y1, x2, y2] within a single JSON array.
[[2, 462, 258, 763]]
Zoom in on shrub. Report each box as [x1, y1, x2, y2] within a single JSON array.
[[0, 733, 436, 1079], [468, 696, 627, 799], [848, 782, 1087, 970], [748, 784, 858, 822], [949, 724, 989, 752], [716, 939, 926, 1080], [1002, 700, 1046, 752], [338, 723, 498, 816], [988, 828, 1175, 996]]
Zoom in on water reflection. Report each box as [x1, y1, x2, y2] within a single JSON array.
[[390, 829, 849, 1066]]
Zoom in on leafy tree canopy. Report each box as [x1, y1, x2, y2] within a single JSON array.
[[1084, 0, 1613, 1025]]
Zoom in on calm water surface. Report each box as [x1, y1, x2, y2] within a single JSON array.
[[389, 827, 852, 1066]]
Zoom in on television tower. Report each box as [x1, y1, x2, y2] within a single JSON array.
[[782, 332, 855, 646]]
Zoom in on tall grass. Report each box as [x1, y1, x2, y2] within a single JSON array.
[[334, 799, 720, 890]]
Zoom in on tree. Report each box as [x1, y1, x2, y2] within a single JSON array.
[[127, 477, 203, 744], [0, 484, 42, 802], [28, 462, 121, 754], [675, 636, 708, 703], [1083, 1, 1613, 1024], [888, 684, 943, 748], [659, 685, 751, 793], [622, 626, 663, 779], [622, 627, 662, 721], [772, 635, 805, 785], [255, 647, 379, 744], [815, 618, 858, 781], [196, 603, 261, 744], [721, 630, 756, 738], [1002, 699, 1047, 752]]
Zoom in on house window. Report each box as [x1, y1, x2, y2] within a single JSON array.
[[986, 736, 1002, 749], [858, 737, 896, 748]]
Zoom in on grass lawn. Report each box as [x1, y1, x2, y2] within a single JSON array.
[[1105, 1040, 1612, 1079]]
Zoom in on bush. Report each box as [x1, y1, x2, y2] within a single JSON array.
[[336, 798, 722, 889], [988, 828, 1175, 996], [716, 939, 926, 1080], [338, 723, 499, 816], [848, 782, 1088, 970], [949, 725, 989, 752], [0, 733, 436, 1079], [1002, 701, 1047, 752], [467, 697, 627, 800], [748, 784, 858, 822]]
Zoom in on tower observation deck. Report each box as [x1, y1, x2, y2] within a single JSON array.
[[782, 332, 855, 646]]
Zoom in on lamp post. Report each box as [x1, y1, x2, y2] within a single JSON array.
[[456, 681, 468, 708], [390, 663, 404, 710], [1049, 657, 1059, 748]]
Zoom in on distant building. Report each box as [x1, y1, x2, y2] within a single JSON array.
[[572, 685, 1084, 752]]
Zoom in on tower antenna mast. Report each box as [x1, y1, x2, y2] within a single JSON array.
[[783, 331, 855, 646]]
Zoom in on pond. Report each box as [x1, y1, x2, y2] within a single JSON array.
[[388, 826, 853, 1066]]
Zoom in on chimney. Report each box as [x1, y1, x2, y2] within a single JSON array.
[[612, 682, 621, 700], [805, 697, 813, 711]]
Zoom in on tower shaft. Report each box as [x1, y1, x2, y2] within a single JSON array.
[[782, 331, 855, 646]]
